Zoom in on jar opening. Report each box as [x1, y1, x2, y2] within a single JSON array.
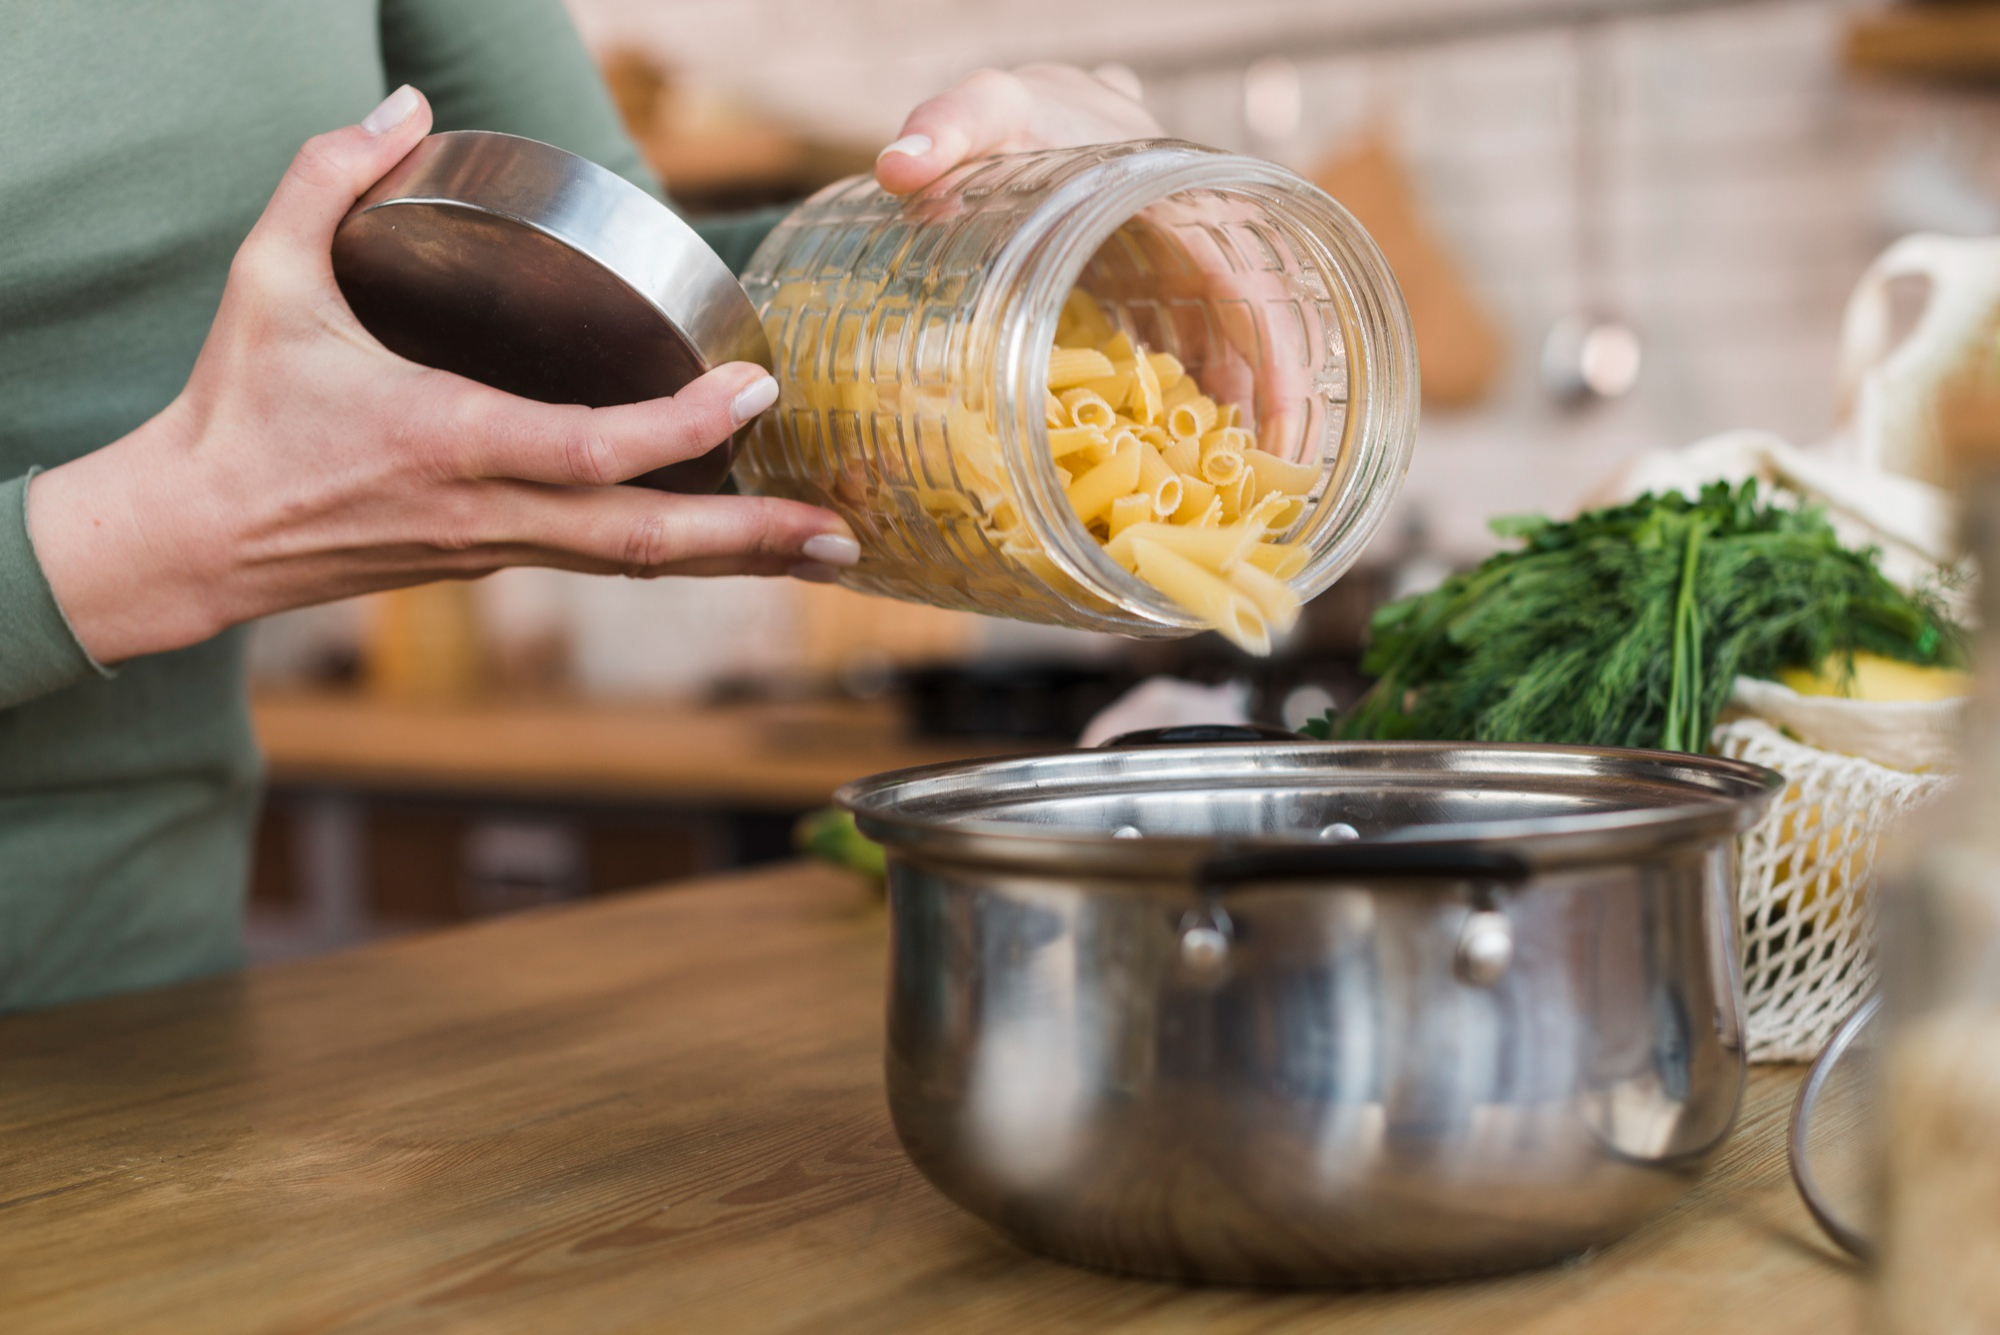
[[991, 150, 1418, 635]]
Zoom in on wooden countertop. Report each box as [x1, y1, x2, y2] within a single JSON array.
[[1, 864, 1860, 1334], [253, 690, 1029, 807]]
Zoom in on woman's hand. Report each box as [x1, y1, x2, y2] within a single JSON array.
[[874, 64, 1163, 195], [26, 86, 857, 667]]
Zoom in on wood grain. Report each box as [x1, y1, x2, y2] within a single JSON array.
[[253, 691, 1031, 807], [0, 863, 1863, 1334], [1845, 5, 2000, 83]]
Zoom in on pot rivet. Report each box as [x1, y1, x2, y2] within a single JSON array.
[[1180, 925, 1231, 974], [1317, 822, 1361, 842], [1456, 910, 1513, 986], [1113, 825, 1144, 840]]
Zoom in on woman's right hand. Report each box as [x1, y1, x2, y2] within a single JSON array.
[[26, 86, 857, 667]]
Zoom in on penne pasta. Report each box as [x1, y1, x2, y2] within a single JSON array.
[[1127, 347, 1163, 425], [778, 280, 1315, 656], [1061, 388, 1117, 431], [1243, 541, 1310, 580], [1089, 427, 1139, 465], [1161, 437, 1201, 477], [1130, 538, 1272, 655], [1105, 518, 1267, 573], [1168, 394, 1218, 442], [1064, 437, 1143, 524], [1047, 425, 1106, 459], [1227, 561, 1301, 635], [1171, 476, 1217, 525], [1135, 442, 1184, 518], [1199, 429, 1246, 486], [1108, 492, 1152, 539], [1047, 346, 1116, 389], [916, 488, 981, 519], [1245, 448, 1322, 497], [1057, 288, 1114, 348], [1081, 371, 1134, 407], [1218, 468, 1254, 523], [1256, 493, 1306, 532]]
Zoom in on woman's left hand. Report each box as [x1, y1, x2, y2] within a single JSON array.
[[874, 64, 1162, 195]]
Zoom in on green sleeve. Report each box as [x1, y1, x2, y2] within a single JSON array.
[[0, 472, 111, 710], [379, 0, 793, 277], [380, 0, 659, 197], [690, 207, 790, 277]]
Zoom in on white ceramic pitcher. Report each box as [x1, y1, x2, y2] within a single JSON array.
[[1839, 233, 2000, 486]]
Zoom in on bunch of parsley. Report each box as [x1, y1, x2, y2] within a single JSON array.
[[1307, 481, 1964, 753]]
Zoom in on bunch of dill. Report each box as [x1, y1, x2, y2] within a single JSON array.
[[1308, 481, 1964, 753]]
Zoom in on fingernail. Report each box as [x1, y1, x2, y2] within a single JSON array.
[[801, 533, 860, 566], [877, 133, 933, 161], [788, 561, 843, 584], [729, 374, 779, 426], [362, 85, 421, 135]]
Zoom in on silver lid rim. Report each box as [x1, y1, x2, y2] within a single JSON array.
[[343, 130, 771, 371]]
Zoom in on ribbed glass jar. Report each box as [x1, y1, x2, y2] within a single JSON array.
[[734, 140, 1418, 637]]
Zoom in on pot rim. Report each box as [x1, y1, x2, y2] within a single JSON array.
[[838, 738, 1784, 878]]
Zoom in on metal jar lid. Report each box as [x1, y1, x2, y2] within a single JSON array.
[[330, 131, 771, 494]]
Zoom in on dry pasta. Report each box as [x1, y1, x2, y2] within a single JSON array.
[[1042, 303, 1318, 650], [1048, 347, 1116, 389], [773, 279, 1319, 654]]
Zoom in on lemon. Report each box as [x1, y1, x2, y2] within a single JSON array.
[[1777, 652, 1972, 703]]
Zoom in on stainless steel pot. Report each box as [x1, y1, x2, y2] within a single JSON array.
[[839, 730, 1783, 1285]]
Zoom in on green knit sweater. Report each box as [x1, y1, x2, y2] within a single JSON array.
[[0, 0, 783, 1010]]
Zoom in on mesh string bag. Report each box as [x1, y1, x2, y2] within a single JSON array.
[[1714, 717, 1951, 1062]]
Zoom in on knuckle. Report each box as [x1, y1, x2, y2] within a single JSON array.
[[737, 497, 792, 556], [418, 384, 494, 480], [960, 67, 1017, 97], [289, 133, 349, 188], [621, 509, 677, 573], [426, 489, 489, 553], [561, 416, 622, 486]]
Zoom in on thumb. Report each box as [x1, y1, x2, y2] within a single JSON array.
[[251, 85, 433, 253]]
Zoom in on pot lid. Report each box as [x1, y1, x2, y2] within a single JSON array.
[[839, 738, 1782, 877], [330, 131, 770, 494]]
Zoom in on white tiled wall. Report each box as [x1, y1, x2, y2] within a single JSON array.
[[570, 0, 1999, 561]]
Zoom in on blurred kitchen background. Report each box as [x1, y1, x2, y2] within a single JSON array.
[[246, 0, 1999, 956]]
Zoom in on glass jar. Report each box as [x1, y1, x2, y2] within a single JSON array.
[[733, 140, 1418, 638]]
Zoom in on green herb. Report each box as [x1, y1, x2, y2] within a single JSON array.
[[793, 807, 885, 881], [1306, 481, 1964, 752]]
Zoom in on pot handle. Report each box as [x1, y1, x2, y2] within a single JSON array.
[[1196, 845, 1529, 989], [1099, 723, 1304, 748], [1198, 844, 1531, 887]]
